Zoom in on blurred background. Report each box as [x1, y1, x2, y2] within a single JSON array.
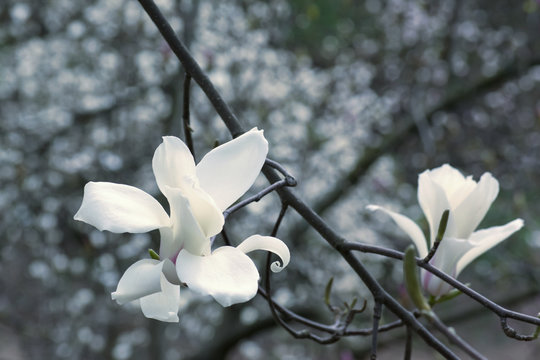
[[1, 0, 540, 358]]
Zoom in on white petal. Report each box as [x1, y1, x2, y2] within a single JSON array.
[[367, 205, 428, 257], [159, 227, 180, 263], [196, 128, 269, 211], [161, 257, 181, 285], [173, 183, 224, 239], [140, 272, 181, 322], [446, 176, 477, 210], [152, 136, 197, 194], [417, 171, 453, 245], [74, 182, 170, 233], [161, 186, 211, 258], [111, 259, 164, 305], [452, 173, 499, 239], [176, 247, 259, 307], [427, 164, 468, 196], [236, 235, 290, 272], [456, 219, 523, 275], [421, 268, 455, 297], [153, 137, 224, 239], [421, 237, 471, 296]]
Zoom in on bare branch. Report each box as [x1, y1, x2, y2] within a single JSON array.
[[137, 2, 540, 358], [182, 73, 195, 158], [343, 241, 540, 327], [424, 310, 486, 360], [370, 301, 383, 359], [223, 178, 292, 219], [404, 326, 413, 360], [500, 316, 540, 341], [421, 209, 449, 264]]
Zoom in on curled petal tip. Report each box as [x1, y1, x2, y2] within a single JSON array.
[[270, 261, 286, 273], [237, 235, 290, 273]]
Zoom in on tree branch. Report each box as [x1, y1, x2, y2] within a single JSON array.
[[137, 2, 540, 358], [138, 0, 244, 137], [182, 73, 195, 158]]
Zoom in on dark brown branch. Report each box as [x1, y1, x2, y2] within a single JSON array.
[[265, 158, 296, 181], [139, 0, 459, 354], [182, 73, 195, 158], [136, 2, 539, 358], [404, 326, 412, 360], [421, 209, 449, 264], [223, 177, 293, 219], [500, 316, 540, 341], [271, 204, 289, 237], [425, 310, 487, 360], [138, 0, 244, 137], [370, 301, 383, 359], [264, 253, 342, 344], [342, 241, 540, 327]]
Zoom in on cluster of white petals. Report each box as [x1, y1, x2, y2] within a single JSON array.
[[368, 164, 523, 296], [74, 128, 290, 322]]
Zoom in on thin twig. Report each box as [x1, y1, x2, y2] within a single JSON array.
[[135, 2, 533, 357], [182, 72, 195, 158], [258, 287, 410, 337], [265, 159, 296, 184], [263, 253, 341, 344], [422, 209, 449, 264], [343, 241, 540, 327], [138, 0, 243, 136], [271, 204, 288, 237], [370, 301, 383, 359], [500, 317, 540, 341], [223, 178, 289, 219], [425, 311, 487, 360], [404, 326, 412, 360]]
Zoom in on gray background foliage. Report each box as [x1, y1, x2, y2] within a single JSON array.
[[1, 0, 540, 358]]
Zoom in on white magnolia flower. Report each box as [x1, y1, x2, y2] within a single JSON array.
[[74, 128, 290, 322], [368, 164, 523, 296]]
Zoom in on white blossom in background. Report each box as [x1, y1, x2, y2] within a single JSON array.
[[74, 128, 290, 321], [368, 164, 523, 296]]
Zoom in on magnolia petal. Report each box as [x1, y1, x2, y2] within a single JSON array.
[[452, 173, 499, 239], [236, 235, 290, 272], [161, 258, 181, 285], [158, 227, 180, 264], [417, 170, 453, 245], [160, 187, 209, 258], [152, 136, 223, 238], [74, 182, 170, 233], [426, 237, 472, 274], [421, 237, 472, 296], [111, 259, 164, 305], [176, 247, 259, 307], [456, 219, 524, 275], [421, 267, 455, 297], [427, 164, 468, 198], [367, 205, 428, 257], [446, 176, 477, 210], [152, 136, 197, 195], [140, 272, 181, 322], [177, 183, 224, 239], [196, 128, 269, 211]]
